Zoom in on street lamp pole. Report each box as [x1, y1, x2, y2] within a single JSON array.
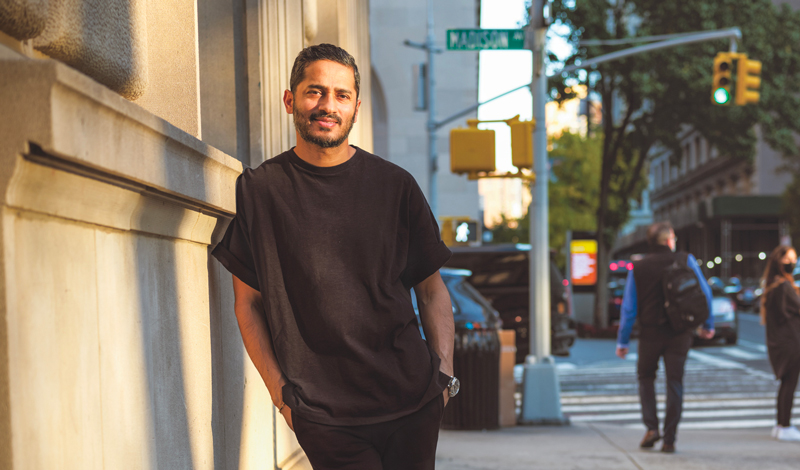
[[519, 0, 567, 425]]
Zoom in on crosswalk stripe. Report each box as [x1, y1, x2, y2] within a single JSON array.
[[569, 407, 799, 422], [561, 392, 782, 405], [720, 347, 763, 360], [624, 419, 779, 430], [739, 339, 768, 353], [562, 397, 800, 413]]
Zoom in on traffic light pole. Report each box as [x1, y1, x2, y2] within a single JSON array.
[[518, 21, 747, 425], [519, 15, 568, 424]]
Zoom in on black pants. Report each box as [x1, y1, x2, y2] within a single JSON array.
[[777, 363, 800, 427], [637, 327, 693, 445], [293, 394, 444, 470]]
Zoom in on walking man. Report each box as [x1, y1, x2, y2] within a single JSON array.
[[212, 44, 458, 469], [616, 221, 714, 453]]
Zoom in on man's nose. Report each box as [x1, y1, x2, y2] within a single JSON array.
[[317, 92, 335, 114]]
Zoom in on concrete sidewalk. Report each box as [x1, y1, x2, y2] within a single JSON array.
[[436, 423, 799, 469]]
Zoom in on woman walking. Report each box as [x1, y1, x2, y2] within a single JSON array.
[[761, 245, 800, 441]]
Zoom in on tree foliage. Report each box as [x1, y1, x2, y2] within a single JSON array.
[[490, 131, 606, 269], [548, 0, 800, 326]]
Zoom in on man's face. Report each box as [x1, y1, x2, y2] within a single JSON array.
[[667, 230, 677, 252], [285, 60, 360, 149]]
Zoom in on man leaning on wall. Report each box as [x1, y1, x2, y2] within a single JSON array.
[[211, 43, 460, 470]]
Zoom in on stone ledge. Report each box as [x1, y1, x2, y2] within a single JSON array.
[[0, 57, 242, 216], [7, 155, 223, 245]]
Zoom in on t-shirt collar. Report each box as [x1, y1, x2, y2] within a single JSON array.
[[289, 146, 361, 175]]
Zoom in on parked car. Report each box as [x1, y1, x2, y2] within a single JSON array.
[[443, 244, 577, 362], [735, 279, 760, 312], [411, 268, 501, 339], [695, 278, 738, 345]]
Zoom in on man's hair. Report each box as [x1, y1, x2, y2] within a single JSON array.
[[646, 221, 673, 247], [290, 44, 360, 98]]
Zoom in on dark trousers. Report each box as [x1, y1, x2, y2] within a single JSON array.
[[292, 394, 444, 470], [637, 327, 693, 444], [777, 362, 800, 427]]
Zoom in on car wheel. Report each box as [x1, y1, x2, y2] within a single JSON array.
[[725, 334, 738, 345]]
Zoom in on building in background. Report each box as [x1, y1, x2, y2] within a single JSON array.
[[0, 1, 370, 468], [613, 127, 791, 282], [370, 0, 481, 225], [480, 86, 600, 229]]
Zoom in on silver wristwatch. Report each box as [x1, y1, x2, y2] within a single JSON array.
[[446, 375, 460, 398]]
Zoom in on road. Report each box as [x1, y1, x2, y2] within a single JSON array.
[[518, 312, 794, 431]]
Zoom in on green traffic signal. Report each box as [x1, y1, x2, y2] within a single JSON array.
[[713, 87, 730, 104]]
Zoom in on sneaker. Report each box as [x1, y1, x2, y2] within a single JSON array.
[[776, 426, 800, 441], [772, 426, 781, 438]]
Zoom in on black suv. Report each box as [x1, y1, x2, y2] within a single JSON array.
[[443, 244, 577, 363]]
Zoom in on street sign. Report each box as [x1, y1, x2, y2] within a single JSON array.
[[446, 29, 526, 51]]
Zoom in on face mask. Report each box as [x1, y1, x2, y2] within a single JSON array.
[[784, 263, 795, 274]]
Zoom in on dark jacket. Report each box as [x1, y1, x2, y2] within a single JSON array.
[[764, 280, 800, 379], [616, 245, 713, 347]]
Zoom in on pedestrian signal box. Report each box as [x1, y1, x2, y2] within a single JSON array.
[[508, 116, 534, 169], [449, 127, 496, 174], [440, 217, 480, 246], [735, 55, 762, 106]]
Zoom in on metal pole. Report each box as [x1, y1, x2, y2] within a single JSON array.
[[529, 26, 550, 360], [519, 9, 566, 424], [426, 0, 438, 218]]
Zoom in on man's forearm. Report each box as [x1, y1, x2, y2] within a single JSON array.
[[234, 300, 286, 406], [419, 288, 455, 375]]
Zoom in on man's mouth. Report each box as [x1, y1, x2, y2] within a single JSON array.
[[311, 114, 341, 129]]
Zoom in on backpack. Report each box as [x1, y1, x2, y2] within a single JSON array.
[[662, 253, 709, 332]]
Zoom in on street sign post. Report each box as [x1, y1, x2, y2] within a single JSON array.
[[446, 29, 526, 51]]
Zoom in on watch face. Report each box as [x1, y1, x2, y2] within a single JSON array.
[[448, 376, 460, 397]]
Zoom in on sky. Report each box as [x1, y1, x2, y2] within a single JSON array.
[[478, 0, 573, 172]]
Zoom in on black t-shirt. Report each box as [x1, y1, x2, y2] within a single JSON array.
[[212, 146, 452, 426]]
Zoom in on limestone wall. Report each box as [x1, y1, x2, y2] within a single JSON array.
[[0, 0, 375, 468]]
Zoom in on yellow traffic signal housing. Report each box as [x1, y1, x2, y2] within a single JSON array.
[[449, 126, 496, 174], [508, 116, 535, 169], [735, 54, 762, 106], [712, 52, 733, 105]]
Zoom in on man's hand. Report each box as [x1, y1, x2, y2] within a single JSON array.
[[616, 346, 629, 359], [698, 328, 715, 340], [443, 389, 450, 408]]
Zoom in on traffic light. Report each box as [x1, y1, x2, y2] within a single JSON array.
[[735, 54, 762, 106], [712, 52, 733, 105], [450, 126, 496, 174], [508, 116, 535, 169]]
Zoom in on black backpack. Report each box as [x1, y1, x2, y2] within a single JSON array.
[[662, 253, 710, 332]]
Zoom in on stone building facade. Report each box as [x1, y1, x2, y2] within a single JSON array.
[[369, 0, 481, 223], [0, 0, 371, 468]]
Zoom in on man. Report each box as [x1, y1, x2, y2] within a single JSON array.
[[616, 221, 714, 453], [211, 44, 457, 469]]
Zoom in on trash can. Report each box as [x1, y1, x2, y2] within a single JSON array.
[[441, 328, 500, 430]]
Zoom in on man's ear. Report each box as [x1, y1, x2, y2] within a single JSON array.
[[353, 99, 361, 123], [283, 90, 294, 114]]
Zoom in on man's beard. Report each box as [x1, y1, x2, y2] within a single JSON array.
[[293, 103, 356, 149]]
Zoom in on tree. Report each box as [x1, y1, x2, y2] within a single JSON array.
[[490, 131, 604, 271], [548, 0, 800, 327]]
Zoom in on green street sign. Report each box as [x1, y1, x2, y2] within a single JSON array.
[[446, 29, 526, 51]]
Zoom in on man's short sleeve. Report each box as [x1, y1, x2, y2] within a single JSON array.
[[211, 175, 260, 290], [401, 178, 452, 288]]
